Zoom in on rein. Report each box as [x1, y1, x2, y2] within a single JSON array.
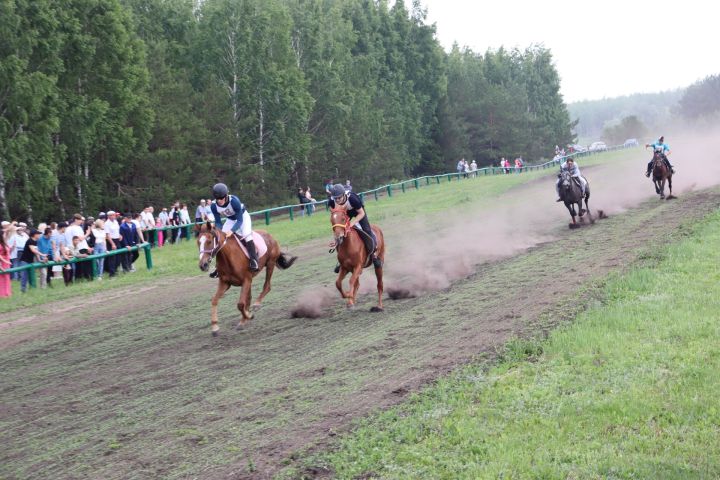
[[200, 231, 224, 260]]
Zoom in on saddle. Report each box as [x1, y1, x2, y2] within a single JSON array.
[[229, 231, 268, 259], [351, 225, 376, 268]]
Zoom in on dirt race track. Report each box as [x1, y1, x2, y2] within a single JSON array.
[[2, 144, 720, 479]]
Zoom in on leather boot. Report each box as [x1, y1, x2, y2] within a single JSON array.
[[209, 269, 219, 278], [242, 239, 260, 271]]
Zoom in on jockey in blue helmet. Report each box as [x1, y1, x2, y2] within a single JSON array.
[[645, 136, 674, 177], [208, 183, 259, 277]]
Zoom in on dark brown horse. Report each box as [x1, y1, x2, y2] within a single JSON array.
[[330, 209, 385, 311], [558, 170, 593, 229], [197, 222, 297, 336], [651, 150, 674, 199]]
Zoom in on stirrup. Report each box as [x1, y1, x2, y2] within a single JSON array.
[[249, 259, 259, 271], [372, 256, 383, 268]]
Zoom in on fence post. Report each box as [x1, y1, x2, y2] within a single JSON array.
[[448, 174, 452, 182], [91, 257, 99, 279], [264, 211, 271, 225], [425, 177, 430, 185], [359, 192, 365, 203], [374, 190, 378, 201], [436, 176, 440, 184], [401, 182, 406, 193], [28, 267, 37, 289], [289, 207, 294, 221], [144, 244, 153, 270], [386, 185, 392, 197], [414, 179, 419, 189]]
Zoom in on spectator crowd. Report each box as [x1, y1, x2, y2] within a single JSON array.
[[0, 199, 217, 298]]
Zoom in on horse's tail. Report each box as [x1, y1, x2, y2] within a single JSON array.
[[277, 252, 298, 270]]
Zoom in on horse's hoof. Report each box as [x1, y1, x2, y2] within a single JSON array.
[[252, 303, 262, 311], [346, 303, 355, 309], [212, 330, 219, 337], [370, 306, 384, 313]]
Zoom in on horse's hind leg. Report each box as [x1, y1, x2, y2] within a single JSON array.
[[370, 265, 384, 312], [667, 176, 674, 199], [585, 196, 594, 223], [211, 281, 231, 336], [254, 261, 275, 308], [237, 278, 254, 326]]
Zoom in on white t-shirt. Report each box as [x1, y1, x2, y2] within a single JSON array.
[[104, 219, 121, 239], [92, 228, 107, 243], [65, 224, 88, 249]]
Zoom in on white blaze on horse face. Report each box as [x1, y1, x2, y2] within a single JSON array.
[[199, 236, 206, 261]]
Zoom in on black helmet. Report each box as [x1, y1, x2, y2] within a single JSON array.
[[330, 184, 346, 199], [212, 183, 229, 200]]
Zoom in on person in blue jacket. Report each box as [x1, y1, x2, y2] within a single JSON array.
[[209, 183, 259, 276]]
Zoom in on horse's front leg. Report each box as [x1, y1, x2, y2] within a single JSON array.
[[237, 278, 254, 326], [371, 264, 384, 312], [346, 265, 363, 308], [254, 261, 275, 308], [659, 179, 666, 199], [335, 266, 351, 299], [211, 281, 231, 336]]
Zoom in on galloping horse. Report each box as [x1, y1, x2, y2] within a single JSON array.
[[651, 150, 674, 199], [558, 170, 593, 228], [330, 209, 385, 311], [197, 223, 297, 335]]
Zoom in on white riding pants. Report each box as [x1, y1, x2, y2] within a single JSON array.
[[221, 210, 252, 239]]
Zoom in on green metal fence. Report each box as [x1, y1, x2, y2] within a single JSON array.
[[247, 146, 628, 225], [3, 243, 152, 289]]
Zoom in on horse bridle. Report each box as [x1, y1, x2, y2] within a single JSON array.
[[329, 209, 351, 253], [199, 230, 224, 262]]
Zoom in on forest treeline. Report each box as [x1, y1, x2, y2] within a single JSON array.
[[1, 0, 577, 222]]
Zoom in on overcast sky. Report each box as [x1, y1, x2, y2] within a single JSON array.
[[412, 0, 720, 103]]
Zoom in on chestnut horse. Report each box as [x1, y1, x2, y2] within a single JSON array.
[[330, 209, 385, 311], [651, 150, 674, 199], [197, 222, 297, 335]]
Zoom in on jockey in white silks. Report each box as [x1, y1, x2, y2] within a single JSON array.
[[556, 158, 587, 201]]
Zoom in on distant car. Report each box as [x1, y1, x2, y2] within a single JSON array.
[[623, 138, 639, 147], [589, 141, 608, 151], [569, 144, 588, 153]]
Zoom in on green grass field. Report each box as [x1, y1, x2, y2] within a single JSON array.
[[301, 209, 720, 479], [0, 149, 637, 314]]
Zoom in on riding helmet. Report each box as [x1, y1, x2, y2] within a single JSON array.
[[212, 183, 229, 199], [331, 184, 346, 199]]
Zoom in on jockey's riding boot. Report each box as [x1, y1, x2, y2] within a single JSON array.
[[209, 269, 219, 278], [665, 159, 675, 173], [556, 197, 563, 202], [242, 238, 260, 271], [372, 254, 383, 268], [334, 263, 341, 274]]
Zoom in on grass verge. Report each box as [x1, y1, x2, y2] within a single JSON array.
[[296, 208, 720, 479]]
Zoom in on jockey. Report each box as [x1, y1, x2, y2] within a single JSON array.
[[328, 183, 382, 270], [645, 136, 674, 177], [556, 157, 587, 201], [208, 182, 259, 277]]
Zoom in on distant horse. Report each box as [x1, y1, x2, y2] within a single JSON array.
[[651, 150, 674, 199], [330, 209, 385, 311], [558, 170, 593, 229], [197, 223, 297, 336]]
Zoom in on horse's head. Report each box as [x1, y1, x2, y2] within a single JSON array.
[[197, 221, 218, 272], [330, 208, 349, 247], [560, 170, 573, 192]]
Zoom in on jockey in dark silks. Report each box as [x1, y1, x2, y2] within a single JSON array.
[[328, 183, 382, 271], [645, 136, 675, 177], [208, 183, 259, 277]]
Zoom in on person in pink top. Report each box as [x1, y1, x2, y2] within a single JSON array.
[[0, 232, 12, 297], [155, 217, 164, 247]]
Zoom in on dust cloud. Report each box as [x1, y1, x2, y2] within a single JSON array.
[[292, 127, 720, 316]]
